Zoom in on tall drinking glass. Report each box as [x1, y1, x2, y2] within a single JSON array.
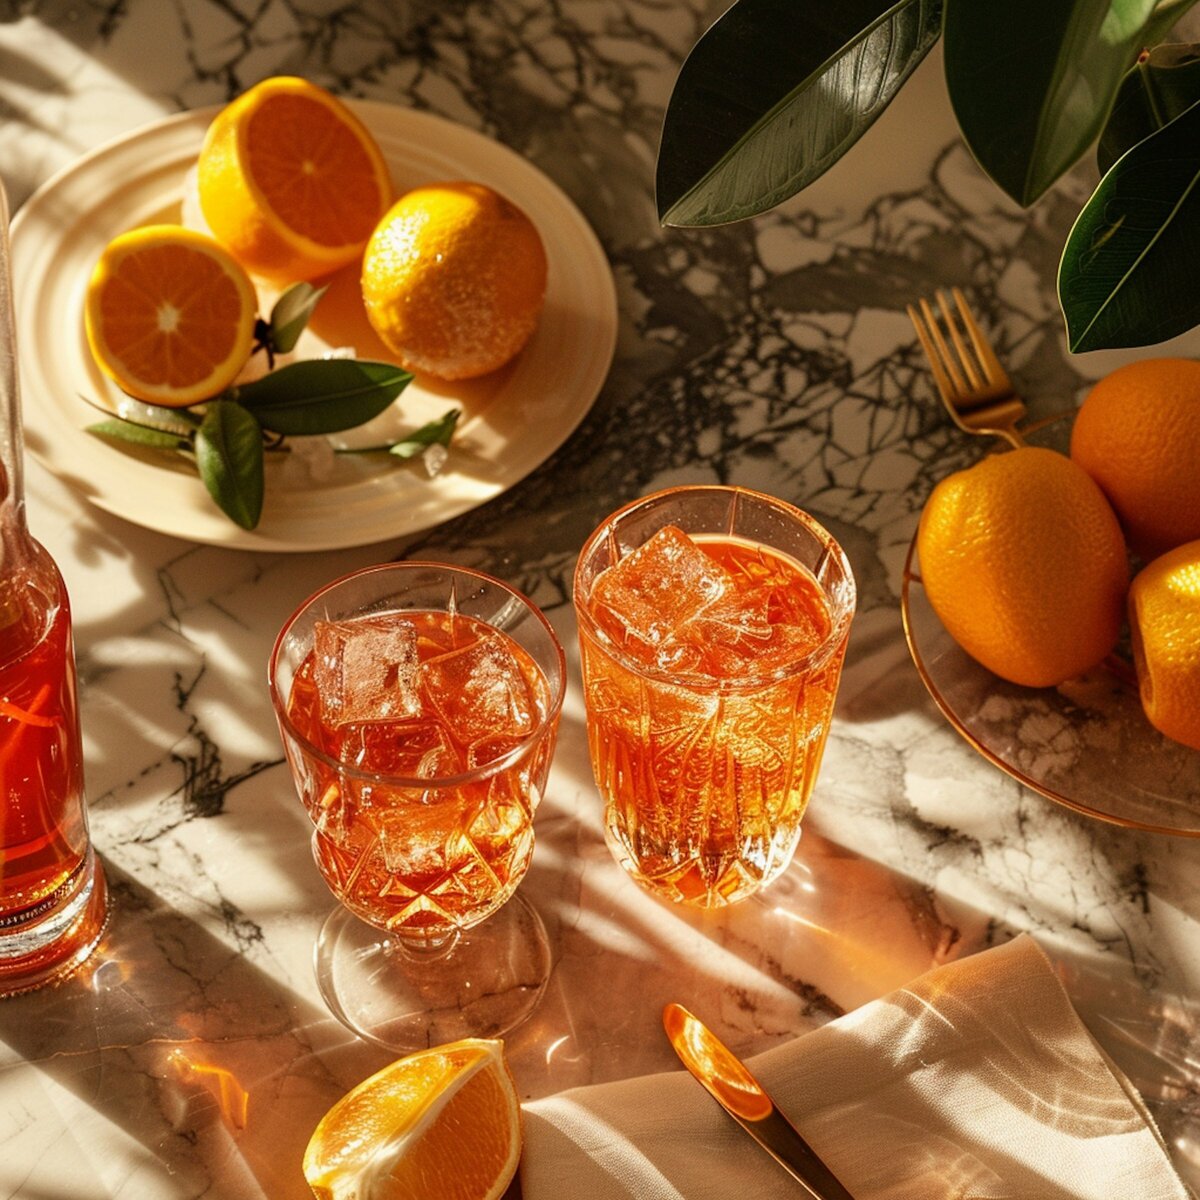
[[574, 485, 855, 908], [270, 562, 564, 1050], [0, 181, 107, 993]]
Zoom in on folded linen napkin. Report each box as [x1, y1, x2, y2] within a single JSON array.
[[521, 935, 1191, 1199]]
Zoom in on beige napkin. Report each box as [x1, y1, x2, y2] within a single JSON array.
[[521, 935, 1191, 1199]]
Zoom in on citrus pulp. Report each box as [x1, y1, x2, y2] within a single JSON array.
[[197, 75, 392, 283], [303, 1038, 522, 1200], [84, 224, 257, 407]]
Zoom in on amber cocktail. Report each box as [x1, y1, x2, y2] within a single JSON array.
[[270, 562, 564, 1049], [574, 486, 855, 908]]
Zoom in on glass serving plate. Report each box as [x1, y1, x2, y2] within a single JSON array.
[[901, 532, 1200, 836]]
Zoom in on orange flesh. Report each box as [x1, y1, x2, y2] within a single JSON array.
[[378, 1066, 515, 1199], [96, 243, 247, 388], [246, 94, 386, 247]]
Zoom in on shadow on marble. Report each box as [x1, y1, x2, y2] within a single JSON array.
[[0, 859, 391, 1199], [1, 797, 1195, 1195], [525, 774, 1200, 1192]]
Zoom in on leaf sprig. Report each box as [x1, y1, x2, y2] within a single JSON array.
[[84, 283, 459, 530]]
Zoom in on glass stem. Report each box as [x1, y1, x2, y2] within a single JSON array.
[[387, 926, 462, 962]]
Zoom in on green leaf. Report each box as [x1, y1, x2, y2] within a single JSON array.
[[1098, 43, 1200, 173], [107, 396, 202, 435], [86, 420, 191, 451], [269, 282, 328, 354], [194, 400, 265, 530], [1142, 0, 1200, 44], [388, 409, 461, 459], [232, 359, 413, 436], [655, 0, 942, 227], [1059, 97, 1200, 351], [944, 0, 1164, 206]]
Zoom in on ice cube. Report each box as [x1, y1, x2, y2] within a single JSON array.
[[739, 577, 831, 672], [674, 588, 776, 673], [313, 615, 422, 728], [378, 807, 452, 877], [676, 569, 831, 675], [466, 734, 525, 770], [591, 526, 731, 649], [421, 632, 536, 748], [344, 718, 464, 778]]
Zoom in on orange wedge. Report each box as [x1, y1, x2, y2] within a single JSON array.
[[197, 76, 392, 283], [84, 224, 257, 407], [303, 1038, 522, 1200]]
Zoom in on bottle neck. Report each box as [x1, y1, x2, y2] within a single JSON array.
[[0, 177, 31, 569]]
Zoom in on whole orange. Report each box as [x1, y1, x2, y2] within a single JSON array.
[[1128, 538, 1200, 750], [361, 181, 547, 380], [1070, 357, 1200, 558], [917, 446, 1128, 688]]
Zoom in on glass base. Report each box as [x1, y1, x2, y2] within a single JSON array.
[[0, 854, 110, 997], [604, 822, 804, 909], [314, 892, 552, 1052]]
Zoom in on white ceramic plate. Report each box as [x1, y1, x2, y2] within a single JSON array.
[[10, 102, 617, 551]]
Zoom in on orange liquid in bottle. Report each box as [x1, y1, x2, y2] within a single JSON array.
[[0, 548, 107, 991]]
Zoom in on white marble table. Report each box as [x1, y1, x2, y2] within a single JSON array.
[[0, 4, 1197, 1198]]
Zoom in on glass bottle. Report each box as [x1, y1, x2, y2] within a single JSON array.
[[0, 181, 107, 993]]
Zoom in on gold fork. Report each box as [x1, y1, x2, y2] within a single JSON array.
[[906, 288, 1027, 449]]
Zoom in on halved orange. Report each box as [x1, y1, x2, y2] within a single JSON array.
[[84, 224, 257, 407], [303, 1038, 522, 1200], [197, 76, 392, 283]]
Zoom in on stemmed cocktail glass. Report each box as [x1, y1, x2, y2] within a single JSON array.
[[270, 562, 564, 1050]]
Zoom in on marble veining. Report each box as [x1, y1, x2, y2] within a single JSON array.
[[0, 3, 1197, 1198]]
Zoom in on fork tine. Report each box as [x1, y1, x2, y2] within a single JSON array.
[[909, 288, 1028, 448], [951, 287, 1008, 386], [906, 301, 962, 406], [917, 297, 968, 397], [935, 289, 983, 390]]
